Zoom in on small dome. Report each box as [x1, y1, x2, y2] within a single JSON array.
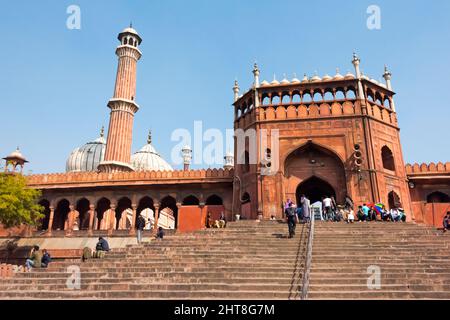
[[122, 27, 139, 35], [118, 25, 142, 44], [291, 76, 301, 83], [66, 134, 106, 173], [280, 78, 290, 85], [322, 74, 332, 81], [344, 72, 355, 79], [131, 143, 173, 172], [333, 69, 344, 80], [301, 74, 309, 83], [5, 148, 27, 162], [311, 75, 321, 82], [270, 79, 280, 85], [260, 80, 270, 86]]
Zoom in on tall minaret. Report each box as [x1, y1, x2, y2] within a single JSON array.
[[99, 25, 142, 173]]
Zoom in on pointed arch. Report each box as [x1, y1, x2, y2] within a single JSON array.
[[182, 195, 200, 206], [381, 146, 395, 171], [427, 191, 450, 203], [206, 194, 223, 205]]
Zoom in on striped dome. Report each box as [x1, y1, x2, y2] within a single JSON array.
[[66, 135, 106, 173], [131, 143, 173, 172]]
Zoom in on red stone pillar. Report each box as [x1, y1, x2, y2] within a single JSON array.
[[153, 205, 160, 235], [129, 204, 137, 235], [88, 205, 95, 236], [176, 203, 182, 231], [46, 207, 55, 236], [108, 204, 116, 236]]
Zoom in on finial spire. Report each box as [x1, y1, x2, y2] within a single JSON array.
[[252, 62, 260, 88], [130, 22, 133, 28], [147, 130, 152, 144], [100, 126, 104, 138]]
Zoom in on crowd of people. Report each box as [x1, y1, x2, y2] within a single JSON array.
[[283, 194, 413, 238]]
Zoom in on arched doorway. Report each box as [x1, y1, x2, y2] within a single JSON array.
[[116, 197, 132, 230], [160, 196, 177, 229], [182, 195, 200, 206], [53, 199, 70, 231], [284, 142, 347, 204], [296, 176, 336, 205], [38, 200, 51, 231], [206, 195, 223, 205], [76, 198, 90, 230], [96, 198, 110, 230], [137, 196, 155, 230], [388, 191, 402, 209], [427, 191, 450, 203]]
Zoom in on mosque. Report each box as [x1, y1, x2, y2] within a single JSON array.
[[2, 26, 449, 236]]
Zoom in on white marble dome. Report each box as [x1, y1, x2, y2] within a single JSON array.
[[131, 141, 173, 172], [66, 133, 106, 173]]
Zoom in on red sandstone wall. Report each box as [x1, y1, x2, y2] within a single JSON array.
[[178, 206, 204, 233], [423, 203, 450, 228]]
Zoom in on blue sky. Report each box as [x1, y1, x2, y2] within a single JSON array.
[[0, 0, 449, 174]]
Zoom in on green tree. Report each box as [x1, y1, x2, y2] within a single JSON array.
[[0, 173, 44, 228]]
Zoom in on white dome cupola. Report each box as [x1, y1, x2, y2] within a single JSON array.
[[131, 131, 174, 172], [66, 127, 106, 173]]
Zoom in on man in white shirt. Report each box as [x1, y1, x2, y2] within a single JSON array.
[[390, 208, 400, 222], [323, 196, 332, 221]]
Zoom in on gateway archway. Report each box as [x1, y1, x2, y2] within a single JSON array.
[[296, 176, 336, 205], [284, 142, 347, 204]]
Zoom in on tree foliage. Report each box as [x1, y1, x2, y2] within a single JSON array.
[[0, 173, 44, 228]]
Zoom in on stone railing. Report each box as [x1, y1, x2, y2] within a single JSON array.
[[406, 162, 450, 175], [27, 168, 234, 188], [301, 214, 315, 300]]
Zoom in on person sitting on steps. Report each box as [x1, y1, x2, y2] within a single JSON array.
[[94, 237, 110, 258], [357, 206, 366, 222], [443, 212, 450, 233], [41, 249, 52, 268], [25, 245, 42, 272]]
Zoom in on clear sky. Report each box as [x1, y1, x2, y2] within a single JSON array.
[[1, 0, 449, 174]]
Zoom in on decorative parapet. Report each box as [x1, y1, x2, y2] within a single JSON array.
[[27, 168, 234, 189], [406, 162, 450, 178]]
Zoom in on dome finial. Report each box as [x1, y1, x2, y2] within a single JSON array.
[[130, 21, 133, 28], [147, 130, 152, 144], [100, 126, 104, 138]]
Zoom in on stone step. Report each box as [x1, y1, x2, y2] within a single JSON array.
[[308, 291, 450, 300], [0, 282, 303, 292], [0, 290, 301, 300]]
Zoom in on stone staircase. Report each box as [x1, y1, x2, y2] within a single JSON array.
[[308, 222, 450, 299], [0, 221, 308, 300]]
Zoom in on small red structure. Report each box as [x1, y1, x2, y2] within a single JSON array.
[[3, 148, 28, 174]]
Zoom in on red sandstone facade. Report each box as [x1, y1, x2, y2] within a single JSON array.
[[2, 28, 450, 237], [232, 59, 413, 221]]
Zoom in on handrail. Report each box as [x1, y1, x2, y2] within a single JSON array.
[[301, 210, 315, 300]]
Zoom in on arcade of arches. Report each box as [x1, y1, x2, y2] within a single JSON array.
[[36, 193, 228, 234]]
